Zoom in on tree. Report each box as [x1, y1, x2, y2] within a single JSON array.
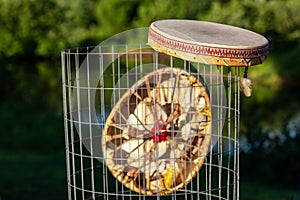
[[198, 0, 300, 50]]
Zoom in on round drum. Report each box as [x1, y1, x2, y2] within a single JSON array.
[[148, 19, 270, 66], [102, 67, 211, 195]]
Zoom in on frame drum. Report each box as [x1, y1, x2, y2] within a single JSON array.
[[102, 67, 211, 195], [148, 19, 270, 66]]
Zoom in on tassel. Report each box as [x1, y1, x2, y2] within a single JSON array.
[[240, 77, 252, 97]]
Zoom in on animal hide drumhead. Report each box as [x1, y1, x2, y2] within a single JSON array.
[[102, 67, 211, 195]]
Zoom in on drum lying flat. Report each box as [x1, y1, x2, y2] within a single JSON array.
[[148, 19, 270, 66], [102, 68, 211, 195]]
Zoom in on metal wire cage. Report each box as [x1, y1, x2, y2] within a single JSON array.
[[61, 43, 240, 200]]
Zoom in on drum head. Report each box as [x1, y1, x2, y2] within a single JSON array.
[[102, 67, 211, 195], [148, 19, 270, 66]]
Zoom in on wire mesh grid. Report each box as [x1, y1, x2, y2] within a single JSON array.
[[61, 44, 240, 200]]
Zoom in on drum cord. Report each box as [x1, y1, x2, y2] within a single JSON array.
[[243, 67, 249, 79], [240, 66, 252, 97]]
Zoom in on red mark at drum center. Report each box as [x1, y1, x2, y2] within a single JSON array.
[[150, 116, 169, 143]]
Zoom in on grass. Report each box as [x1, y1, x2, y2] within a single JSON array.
[[0, 102, 67, 200], [0, 150, 297, 199], [0, 102, 298, 199], [0, 151, 66, 200], [240, 181, 296, 200]]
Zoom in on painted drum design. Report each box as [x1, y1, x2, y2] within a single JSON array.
[[102, 68, 211, 195]]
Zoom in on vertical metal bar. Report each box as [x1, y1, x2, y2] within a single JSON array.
[[187, 61, 192, 200], [236, 68, 240, 200], [116, 50, 124, 200], [139, 44, 145, 200], [125, 45, 129, 200], [234, 67, 238, 200], [156, 52, 163, 200], [66, 49, 77, 200], [135, 49, 141, 200], [227, 67, 232, 199], [98, 46, 106, 200], [86, 48, 96, 199], [110, 45, 115, 200], [109, 45, 115, 200], [203, 65, 207, 199], [61, 51, 72, 200], [75, 48, 85, 200], [208, 64, 213, 200], [196, 62, 201, 200], [218, 66, 223, 199]]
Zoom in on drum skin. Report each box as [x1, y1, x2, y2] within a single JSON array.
[[148, 19, 270, 66], [102, 68, 211, 195]]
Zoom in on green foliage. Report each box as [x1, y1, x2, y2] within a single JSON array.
[[0, 61, 62, 112], [0, 0, 99, 58], [133, 0, 212, 26], [199, 0, 300, 50], [95, 0, 140, 38], [0, 0, 299, 59]]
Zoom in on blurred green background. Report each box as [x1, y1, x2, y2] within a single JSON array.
[[0, 0, 300, 199]]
